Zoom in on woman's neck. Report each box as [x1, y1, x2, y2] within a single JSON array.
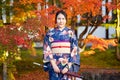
[[58, 26, 65, 31]]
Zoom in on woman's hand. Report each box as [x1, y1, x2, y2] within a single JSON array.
[[59, 57, 68, 65], [61, 67, 69, 74], [61, 62, 72, 74], [53, 65, 60, 73], [50, 59, 60, 73]]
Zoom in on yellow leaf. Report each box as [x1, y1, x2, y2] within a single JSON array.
[[82, 50, 95, 56], [116, 27, 120, 31]]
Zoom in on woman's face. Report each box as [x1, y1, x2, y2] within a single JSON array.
[[56, 13, 66, 29]]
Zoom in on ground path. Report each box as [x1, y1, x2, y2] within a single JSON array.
[[14, 68, 120, 80], [0, 65, 120, 80]]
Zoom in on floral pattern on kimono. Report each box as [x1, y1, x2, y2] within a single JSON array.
[[43, 27, 80, 80]]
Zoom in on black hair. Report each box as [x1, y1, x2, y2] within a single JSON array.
[[55, 10, 67, 23]]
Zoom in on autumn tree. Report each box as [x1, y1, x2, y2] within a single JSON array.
[[0, 0, 45, 79], [0, 0, 118, 58], [0, 24, 31, 80], [58, 0, 117, 53], [11, 0, 118, 54], [112, 0, 120, 60], [115, 0, 120, 60], [100, 0, 120, 60], [0, 0, 119, 79]]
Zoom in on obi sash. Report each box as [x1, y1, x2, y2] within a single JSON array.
[[51, 41, 70, 54]]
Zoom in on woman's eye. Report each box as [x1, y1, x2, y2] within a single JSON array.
[[57, 18, 61, 20]]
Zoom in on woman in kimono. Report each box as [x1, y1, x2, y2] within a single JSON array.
[[43, 10, 80, 80]]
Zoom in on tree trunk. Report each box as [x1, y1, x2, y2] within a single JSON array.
[[2, 62, 7, 80], [0, 0, 2, 20], [115, 4, 120, 60], [105, 0, 109, 39], [116, 0, 120, 60], [116, 45, 120, 60]]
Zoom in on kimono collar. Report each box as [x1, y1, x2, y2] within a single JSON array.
[[55, 26, 67, 32]]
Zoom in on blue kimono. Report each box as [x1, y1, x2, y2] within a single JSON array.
[[43, 27, 80, 80]]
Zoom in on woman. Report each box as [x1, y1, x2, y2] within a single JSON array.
[[43, 10, 80, 80]]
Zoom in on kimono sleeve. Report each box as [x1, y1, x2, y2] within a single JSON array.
[[43, 32, 52, 71], [69, 30, 80, 72]]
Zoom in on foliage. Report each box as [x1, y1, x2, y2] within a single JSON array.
[[61, 0, 102, 16], [0, 25, 29, 54], [22, 17, 45, 41], [0, 24, 31, 80], [12, 0, 37, 23], [0, 0, 119, 57], [60, 0, 103, 25], [83, 35, 117, 51], [0, 0, 119, 79], [0, 25, 30, 80], [35, 6, 59, 28], [58, 0, 106, 51], [19, 0, 44, 4], [1, 0, 118, 54]]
